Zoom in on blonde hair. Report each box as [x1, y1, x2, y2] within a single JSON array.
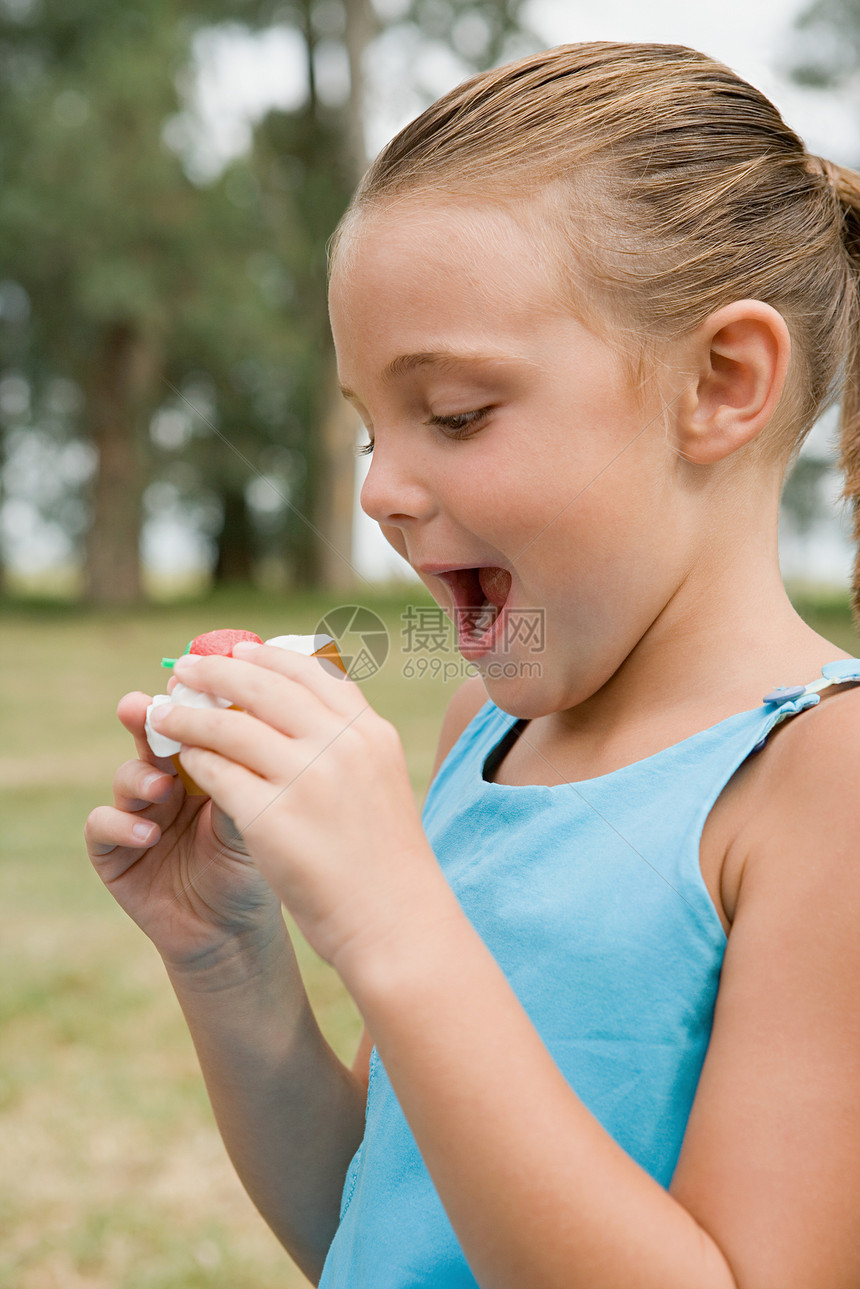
[[332, 43, 860, 615]]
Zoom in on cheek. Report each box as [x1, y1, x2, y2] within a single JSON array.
[[513, 475, 634, 597], [379, 524, 409, 559]]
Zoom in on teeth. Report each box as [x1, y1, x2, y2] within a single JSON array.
[[462, 604, 497, 636]]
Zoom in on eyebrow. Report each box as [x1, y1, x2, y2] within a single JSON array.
[[339, 350, 507, 400]]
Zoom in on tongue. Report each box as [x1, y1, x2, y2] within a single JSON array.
[[478, 566, 511, 609]]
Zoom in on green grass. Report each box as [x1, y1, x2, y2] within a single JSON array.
[[0, 583, 468, 1289], [785, 586, 860, 654], [0, 581, 856, 1288]]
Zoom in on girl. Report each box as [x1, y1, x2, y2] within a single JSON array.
[[86, 42, 860, 1289]]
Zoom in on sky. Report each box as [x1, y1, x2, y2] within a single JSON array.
[[193, 0, 860, 167], [527, 0, 859, 161]]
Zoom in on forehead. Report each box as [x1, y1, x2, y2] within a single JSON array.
[[329, 199, 565, 329]]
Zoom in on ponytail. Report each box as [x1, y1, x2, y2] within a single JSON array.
[[817, 158, 860, 621]]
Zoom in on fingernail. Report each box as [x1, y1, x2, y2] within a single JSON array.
[[133, 822, 156, 843], [174, 653, 202, 668], [149, 706, 167, 727], [232, 641, 261, 656], [143, 772, 169, 797]]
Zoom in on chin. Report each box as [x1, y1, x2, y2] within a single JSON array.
[[473, 666, 560, 720]]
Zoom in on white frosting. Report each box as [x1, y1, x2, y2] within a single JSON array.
[[264, 633, 334, 654], [145, 693, 180, 758], [266, 633, 344, 679], [145, 683, 232, 759]]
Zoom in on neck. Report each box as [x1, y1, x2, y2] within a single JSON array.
[[552, 505, 846, 747]]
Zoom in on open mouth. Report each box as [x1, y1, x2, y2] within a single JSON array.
[[440, 566, 513, 652]]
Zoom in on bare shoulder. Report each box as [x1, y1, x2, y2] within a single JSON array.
[[428, 674, 490, 783], [670, 683, 860, 1288], [724, 682, 860, 985], [714, 681, 860, 912], [750, 679, 860, 834]]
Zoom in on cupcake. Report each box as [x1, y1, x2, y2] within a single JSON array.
[[145, 628, 346, 795]]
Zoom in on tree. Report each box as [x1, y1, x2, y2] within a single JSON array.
[[779, 0, 860, 553], [251, 0, 537, 589], [0, 0, 536, 603], [0, 0, 304, 603], [787, 0, 860, 89]]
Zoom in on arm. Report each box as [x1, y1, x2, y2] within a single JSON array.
[[168, 672, 491, 1251], [85, 692, 366, 1283], [335, 867, 738, 1289], [668, 687, 860, 1287], [350, 673, 489, 1084], [333, 689, 860, 1289], [155, 649, 860, 1287], [165, 929, 366, 1281]]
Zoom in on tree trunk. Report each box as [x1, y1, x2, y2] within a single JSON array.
[[0, 439, 7, 597], [316, 363, 362, 592], [343, 0, 374, 182], [84, 320, 158, 605], [311, 0, 374, 593], [213, 483, 256, 584]]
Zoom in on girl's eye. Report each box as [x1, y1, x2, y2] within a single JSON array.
[[354, 407, 492, 457], [429, 407, 492, 438]]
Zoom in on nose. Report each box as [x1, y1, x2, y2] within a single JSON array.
[[359, 443, 438, 528]]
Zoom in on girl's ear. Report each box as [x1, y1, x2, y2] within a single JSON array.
[[673, 300, 792, 465]]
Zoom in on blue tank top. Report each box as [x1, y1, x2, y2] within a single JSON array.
[[319, 659, 860, 1288]]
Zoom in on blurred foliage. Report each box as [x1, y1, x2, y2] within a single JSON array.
[[0, 578, 856, 1281], [391, 0, 532, 71], [788, 0, 860, 87], [788, 581, 860, 649], [778, 0, 860, 545], [0, 0, 343, 604], [0, 583, 454, 1289], [780, 454, 834, 533], [0, 0, 535, 606]]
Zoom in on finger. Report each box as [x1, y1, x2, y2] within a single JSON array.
[[233, 643, 364, 717], [176, 745, 283, 842], [85, 804, 161, 863], [148, 703, 293, 781], [171, 655, 320, 739], [117, 691, 178, 771], [173, 645, 365, 729], [113, 758, 177, 812]]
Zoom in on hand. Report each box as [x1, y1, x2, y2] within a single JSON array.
[[144, 644, 445, 972], [85, 691, 286, 973]]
